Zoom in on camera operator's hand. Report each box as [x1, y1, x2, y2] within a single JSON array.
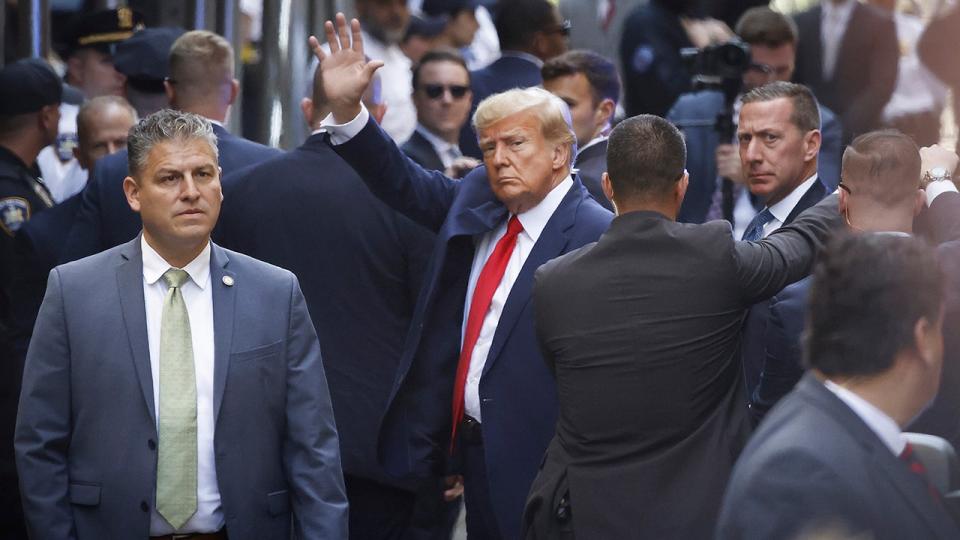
[[715, 144, 744, 184], [445, 156, 480, 179], [681, 17, 733, 49]]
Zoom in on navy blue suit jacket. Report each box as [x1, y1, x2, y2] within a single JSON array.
[[331, 118, 613, 539], [667, 89, 843, 223], [459, 54, 544, 159], [59, 124, 280, 263], [215, 133, 435, 489]]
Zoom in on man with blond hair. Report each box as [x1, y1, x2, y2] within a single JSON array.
[[60, 29, 279, 264], [310, 15, 613, 539]]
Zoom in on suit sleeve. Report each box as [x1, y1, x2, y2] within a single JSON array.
[[817, 109, 843, 191], [841, 15, 898, 136], [14, 269, 77, 540], [733, 195, 841, 305], [751, 282, 808, 422], [921, 191, 960, 245], [282, 274, 349, 539], [331, 117, 459, 232], [58, 166, 104, 264]]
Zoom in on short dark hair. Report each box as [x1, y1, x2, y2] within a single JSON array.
[[805, 234, 944, 377], [494, 0, 556, 51], [742, 81, 820, 133], [541, 50, 621, 106], [735, 7, 798, 48], [606, 115, 686, 202], [411, 48, 470, 91], [841, 129, 921, 207]]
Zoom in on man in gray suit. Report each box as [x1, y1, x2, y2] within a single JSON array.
[[15, 109, 349, 540]]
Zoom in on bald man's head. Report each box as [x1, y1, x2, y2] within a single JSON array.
[[75, 95, 138, 170]]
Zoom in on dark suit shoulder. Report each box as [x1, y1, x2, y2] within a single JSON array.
[[667, 89, 724, 122], [216, 244, 296, 284]]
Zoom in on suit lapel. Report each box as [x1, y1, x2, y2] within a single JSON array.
[[115, 236, 156, 424], [209, 243, 236, 424], [784, 179, 827, 224]]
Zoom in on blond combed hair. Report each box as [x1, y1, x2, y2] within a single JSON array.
[[473, 87, 577, 158]]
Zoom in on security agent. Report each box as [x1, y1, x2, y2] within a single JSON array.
[[114, 27, 186, 118], [0, 57, 61, 540]]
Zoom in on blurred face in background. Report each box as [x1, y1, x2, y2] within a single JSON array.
[[357, 0, 410, 44], [445, 9, 480, 48], [68, 49, 127, 98], [75, 103, 137, 170], [544, 72, 615, 147], [743, 42, 795, 92]]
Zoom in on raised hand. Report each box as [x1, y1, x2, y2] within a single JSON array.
[[308, 13, 384, 123]]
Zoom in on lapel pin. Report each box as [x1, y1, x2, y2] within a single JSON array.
[[222, 275, 234, 287]]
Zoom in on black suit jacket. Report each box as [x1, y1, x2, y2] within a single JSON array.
[[522, 197, 841, 539], [215, 133, 434, 489], [401, 130, 445, 172], [793, 3, 898, 140], [59, 124, 280, 263], [717, 374, 960, 540], [573, 138, 613, 211]]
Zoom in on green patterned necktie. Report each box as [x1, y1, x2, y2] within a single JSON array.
[[156, 268, 198, 530]]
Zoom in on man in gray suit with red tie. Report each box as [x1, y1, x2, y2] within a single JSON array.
[[15, 110, 348, 539]]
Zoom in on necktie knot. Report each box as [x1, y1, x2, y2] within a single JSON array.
[[742, 209, 775, 241], [162, 268, 190, 290], [506, 215, 524, 237]]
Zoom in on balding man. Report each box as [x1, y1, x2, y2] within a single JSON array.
[[60, 30, 279, 264], [311, 15, 612, 539]]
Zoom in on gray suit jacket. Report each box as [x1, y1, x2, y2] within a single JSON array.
[[15, 237, 348, 540]]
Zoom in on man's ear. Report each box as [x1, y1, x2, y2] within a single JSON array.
[[164, 79, 176, 106], [804, 129, 822, 162], [123, 176, 142, 213], [596, 98, 616, 128], [676, 170, 690, 205], [913, 311, 944, 373], [228, 78, 240, 106], [552, 141, 571, 171], [838, 187, 849, 215], [73, 146, 89, 171], [915, 189, 926, 216], [300, 97, 314, 127]]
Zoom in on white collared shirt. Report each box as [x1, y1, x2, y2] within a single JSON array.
[[415, 124, 463, 170], [821, 0, 856, 81], [757, 174, 819, 239], [142, 236, 223, 535], [360, 30, 416, 143], [462, 176, 574, 421], [824, 379, 906, 456]]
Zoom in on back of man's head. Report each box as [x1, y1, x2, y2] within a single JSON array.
[[75, 96, 138, 170], [494, 0, 556, 52], [841, 130, 921, 209], [541, 50, 621, 106], [735, 7, 797, 48], [606, 115, 686, 204], [168, 30, 235, 111], [805, 234, 943, 379], [741, 81, 819, 133]]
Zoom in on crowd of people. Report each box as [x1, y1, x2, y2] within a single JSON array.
[[4, 0, 960, 539]]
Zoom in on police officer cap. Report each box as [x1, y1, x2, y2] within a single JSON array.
[[67, 7, 145, 56], [422, 0, 482, 17], [0, 59, 62, 115], [114, 27, 185, 93], [405, 14, 448, 39]]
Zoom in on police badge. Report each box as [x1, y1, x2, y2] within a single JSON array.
[[0, 197, 30, 236]]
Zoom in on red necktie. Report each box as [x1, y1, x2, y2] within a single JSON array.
[[450, 215, 524, 451], [900, 442, 942, 504]]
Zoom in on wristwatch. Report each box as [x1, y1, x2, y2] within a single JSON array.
[[922, 166, 952, 188]]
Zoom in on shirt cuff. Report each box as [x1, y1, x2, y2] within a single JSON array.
[[319, 104, 370, 145], [926, 180, 958, 207]]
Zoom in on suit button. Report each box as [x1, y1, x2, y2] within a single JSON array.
[[140, 501, 149, 512], [147, 439, 156, 450]]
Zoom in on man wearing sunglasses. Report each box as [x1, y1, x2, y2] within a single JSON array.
[[402, 49, 478, 178], [668, 7, 842, 229]]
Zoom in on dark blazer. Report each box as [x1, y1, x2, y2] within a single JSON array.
[[330, 117, 613, 539], [573, 138, 613, 211], [401, 130, 446, 172], [716, 374, 960, 540], [215, 133, 435, 489], [15, 238, 349, 540], [740, 178, 828, 409], [667, 89, 843, 223], [522, 197, 841, 539], [59, 124, 280, 264], [793, 2, 899, 140], [459, 54, 544, 159]]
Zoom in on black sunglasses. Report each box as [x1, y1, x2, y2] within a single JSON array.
[[423, 84, 470, 100], [544, 19, 572, 37]]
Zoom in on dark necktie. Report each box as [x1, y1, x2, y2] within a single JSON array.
[[900, 442, 942, 504], [741, 208, 775, 241]]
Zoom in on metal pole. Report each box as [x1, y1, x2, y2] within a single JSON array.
[[219, 0, 244, 134], [187, 0, 218, 30], [18, 0, 50, 59], [257, 0, 310, 149]]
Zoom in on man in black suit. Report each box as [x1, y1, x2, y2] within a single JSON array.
[[716, 233, 959, 540], [402, 49, 477, 177], [542, 50, 619, 211], [59, 30, 279, 264], [215, 64, 434, 540], [522, 114, 840, 539], [793, 0, 899, 141]]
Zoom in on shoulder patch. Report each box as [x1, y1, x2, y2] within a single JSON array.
[[0, 197, 30, 236], [55, 132, 79, 163], [631, 45, 656, 74]]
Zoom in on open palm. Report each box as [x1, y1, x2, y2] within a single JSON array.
[[308, 13, 384, 122]]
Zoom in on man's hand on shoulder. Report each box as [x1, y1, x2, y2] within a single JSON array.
[[308, 13, 384, 124]]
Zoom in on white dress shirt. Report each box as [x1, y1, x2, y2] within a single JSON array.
[[883, 12, 948, 122], [415, 124, 463, 170], [824, 379, 905, 456], [757, 174, 819, 239], [142, 237, 223, 535], [361, 30, 416, 143], [461, 176, 574, 421], [821, 0, 856, 81]]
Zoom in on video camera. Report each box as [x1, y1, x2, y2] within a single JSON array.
[[680, 38, 751, 95]]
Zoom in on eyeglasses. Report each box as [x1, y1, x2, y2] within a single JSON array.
[[422, 84, 470, 100], [544, 19, 572, 37]]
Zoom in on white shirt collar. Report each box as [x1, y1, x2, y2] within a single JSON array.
[[515, 176, 573, 242], [824, 379, 906, 456], [822, 0, 855, 21], [767, 174, 819, 225], [499, 50, 544, 69], [141, 235, 212, 290], [415, 124, 460, 156]]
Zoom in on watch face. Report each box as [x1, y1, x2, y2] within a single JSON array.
[[932, 167, 948, 177]]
